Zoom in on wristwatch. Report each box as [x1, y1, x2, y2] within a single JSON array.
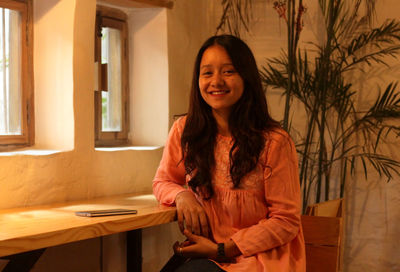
[[217, 243, 225, 258]]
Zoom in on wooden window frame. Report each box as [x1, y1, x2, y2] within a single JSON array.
[[0, 0, 34, 150], [94, 5, 129, 147], [98, 0, 173, 9]]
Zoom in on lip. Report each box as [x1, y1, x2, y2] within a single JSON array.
[[208, 90, 230, 95]]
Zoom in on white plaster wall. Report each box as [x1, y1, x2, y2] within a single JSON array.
[[34, 0, 75, 150], [343, 1, 400, 271], [129, 8, 169, 146], [166, 0, 215, 126]]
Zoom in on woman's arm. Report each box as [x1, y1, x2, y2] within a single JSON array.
[[153, 118, 209, 236], [152, 120, 187, 205]]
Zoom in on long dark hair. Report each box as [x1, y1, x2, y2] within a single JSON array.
[[181, 35, 279, 198]]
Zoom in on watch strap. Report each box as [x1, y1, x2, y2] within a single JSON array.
[[217, 243, 225, 258]]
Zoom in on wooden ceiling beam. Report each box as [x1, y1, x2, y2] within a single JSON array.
[[98, 0, 173, 9]]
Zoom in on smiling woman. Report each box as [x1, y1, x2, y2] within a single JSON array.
[[153, 35, 306, 272]]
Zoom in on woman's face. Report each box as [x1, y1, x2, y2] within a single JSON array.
[[198, 45, 244, 118]]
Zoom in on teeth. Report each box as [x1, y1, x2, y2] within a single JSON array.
[[210, 91, 228, 95]]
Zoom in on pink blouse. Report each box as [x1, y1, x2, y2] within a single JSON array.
[[153, 117, 306, 272]]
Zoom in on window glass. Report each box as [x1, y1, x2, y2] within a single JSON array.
[[0, 8, 21, 135], [101, 27, 122, 132]]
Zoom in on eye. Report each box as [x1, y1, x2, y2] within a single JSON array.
[[201, 70, 212, 77], [223, 69, 236, 75]]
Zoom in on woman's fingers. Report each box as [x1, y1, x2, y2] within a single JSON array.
[[178, 207, 201, 235], [183, 229, 200, 243], [175, 191, 209, 236], [186, 206, 208, 236], [183, 229, 194, 240], [177, 210, 184, 233], [182, 240, 191, 247], [191, 213, 201, 235], [178, 231, 218, 259], [173, 241, 180, 254], [199, 211, 209, 237], [183, 209, 193, 233], [179, 244, 196, 258]]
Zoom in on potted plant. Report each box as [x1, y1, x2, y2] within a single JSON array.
[[216, 0, 400, 208]]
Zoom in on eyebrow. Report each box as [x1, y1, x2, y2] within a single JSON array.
[[200, 63, 234, 69]]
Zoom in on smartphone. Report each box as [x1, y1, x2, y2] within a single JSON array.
[[75, 208, 138, 217]]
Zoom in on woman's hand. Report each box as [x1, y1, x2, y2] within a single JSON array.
[[173, 229, 218, 259], [175, 191, 209, 237]]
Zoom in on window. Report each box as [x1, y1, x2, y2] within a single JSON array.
[[94, 6, 129, 146], [0, 0, 33, 149]]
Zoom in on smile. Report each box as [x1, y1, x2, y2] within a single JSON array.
[[209, 90, 230, 95]]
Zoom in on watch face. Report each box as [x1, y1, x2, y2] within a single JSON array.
[[217, 243, 225, 257]]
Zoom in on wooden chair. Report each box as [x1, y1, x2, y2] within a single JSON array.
[[301, 199, 343, 272]]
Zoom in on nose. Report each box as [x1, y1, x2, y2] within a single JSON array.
[[211, 72, 224, 87]]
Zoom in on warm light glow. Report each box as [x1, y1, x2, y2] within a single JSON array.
[[2, 209, 60, 221], [59, 204, 131, 212], [95, 146, 161, 151], [0, 150, 60, 156], [125, 194, 155, 201]]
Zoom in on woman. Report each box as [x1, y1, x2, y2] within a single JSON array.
[[153, 35, 305, 272]]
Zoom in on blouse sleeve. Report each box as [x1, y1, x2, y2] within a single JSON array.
[[230, 131, 301, 256], [152, 118, 189, 206]]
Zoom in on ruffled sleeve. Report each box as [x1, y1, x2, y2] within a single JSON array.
[[152, 117, 189, 206], [230, 129, 301, 256]]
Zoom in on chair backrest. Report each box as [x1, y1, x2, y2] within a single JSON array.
[[305, 198, 343, 217], [301, 199, 343, 272]]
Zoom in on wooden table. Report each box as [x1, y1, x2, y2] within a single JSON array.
[[0, 193, 176, 271]]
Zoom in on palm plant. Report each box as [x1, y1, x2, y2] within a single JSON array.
[[217, 0, 400, 209]]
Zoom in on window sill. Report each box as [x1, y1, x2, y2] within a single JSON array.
[[0, 146, 163, 156], [0, 150, 61, 156], [95, 146, 162, 152]]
